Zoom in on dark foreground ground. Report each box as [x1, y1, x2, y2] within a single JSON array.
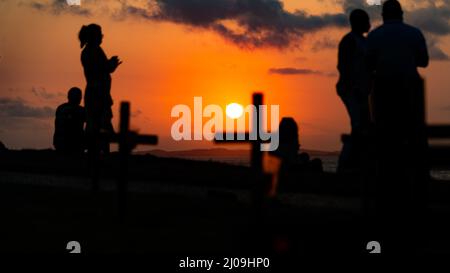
[[1, 150, 450, 262]]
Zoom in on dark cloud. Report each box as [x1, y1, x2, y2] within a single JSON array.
[[311, 37, 338, 52], [407, 3, 450, 36], [339, 0, 450, 56], [428, 36, 450, 61], [24, 0, 349, 48], [119, 0, 347, 49], [406, 3, 450, 61], [22, 0, 450, 55], [0, 97, 54, 118], [29, 0, 91, 16], [340, 0, 450, 36], [31, 87, 65, 100], [340, 0, 383, 20], [269, 67, 336, 77], [430, 46, 450, 61]]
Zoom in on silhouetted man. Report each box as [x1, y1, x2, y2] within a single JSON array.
[[336, 9, 371, 172], [366, 0, 429, 254], [53, 87, 86, 154]]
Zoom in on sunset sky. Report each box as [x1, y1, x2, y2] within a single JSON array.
[[1, 0, 450, 151]]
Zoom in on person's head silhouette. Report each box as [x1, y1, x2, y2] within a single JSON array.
[[382, 0, 403, 22], [67, 87, 82, 105], [78, 24, 103, 48], [350, 9, 371, 34]]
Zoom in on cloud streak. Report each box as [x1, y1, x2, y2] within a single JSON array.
[[269, 67, 336, 77], [0, 97, 54, 118], [31, 87, 64, 100], [428, 36, 450, 61], [311, 37, 338, 52]]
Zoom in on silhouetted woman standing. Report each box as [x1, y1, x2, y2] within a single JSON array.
[[79, 24, 121, 155]]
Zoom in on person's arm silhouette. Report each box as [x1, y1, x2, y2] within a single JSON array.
[[416, 30, 429, 68], [109, 56, 122, 73], [337, 34, 356, 96]]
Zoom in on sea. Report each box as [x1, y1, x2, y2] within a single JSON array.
[[170, 153, 450, 181]]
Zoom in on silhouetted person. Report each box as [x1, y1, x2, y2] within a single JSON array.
[[79, 24, 121, 156], [336, 9, 371, 173], [266, 118, 322, 197], [53, 87, 86, 154], [275, 117, 300, 167], [366, 0, 429, 254], [271, 117, 323, 175]]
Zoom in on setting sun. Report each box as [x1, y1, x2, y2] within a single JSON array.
[[226, 103, 244, 119]]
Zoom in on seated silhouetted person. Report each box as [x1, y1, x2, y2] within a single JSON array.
[[53, 87, 86, 154], [336, 9, 371, 173], [366, 0, 429, 254], [272, 117, 323, 175]]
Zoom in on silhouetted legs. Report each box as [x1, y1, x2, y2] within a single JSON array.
[[338, 94, 370, 173], [86, 106, 114, 192], [370, 76, 429, 254]]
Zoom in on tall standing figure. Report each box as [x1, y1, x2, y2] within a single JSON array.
[[366, 0, 429, 254], [79, 24, 121, 155], [336, 9, 371, 173]]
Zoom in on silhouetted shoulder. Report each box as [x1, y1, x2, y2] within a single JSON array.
[[340, 32, 356, 44], [367, 25, 384, 39], [56, 102, 69, 114], [339, 32, 357, 51], [399, 23, 427, 42], [403, 23, 422, 33], [368, 22, 424, 40], [56, 103, 85, 118]]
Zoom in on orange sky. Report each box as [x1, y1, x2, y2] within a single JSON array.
[[1, 0, 450, 151]]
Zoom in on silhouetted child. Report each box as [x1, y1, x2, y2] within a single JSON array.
[[79, 24, 121, 155], [53, 87, 86, 154], [336, 9, 372, 173]]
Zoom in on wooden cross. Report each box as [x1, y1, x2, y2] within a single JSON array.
[[215, 93, 264, 171], [110, 102, 158, 218], [214, 93, 278, 204]]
